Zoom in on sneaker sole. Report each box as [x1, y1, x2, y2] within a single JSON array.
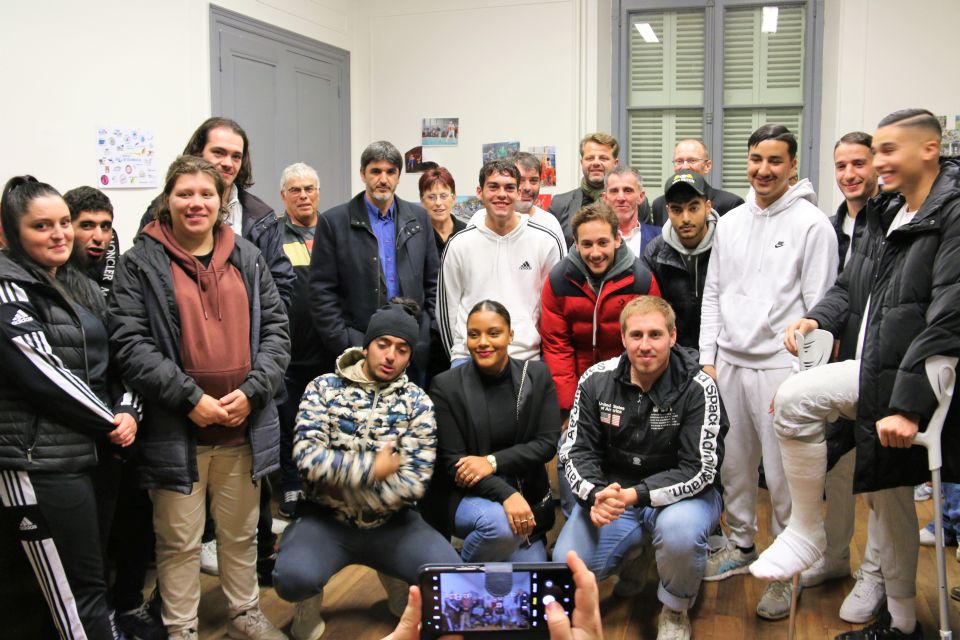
[[702, 563, 754, 582]]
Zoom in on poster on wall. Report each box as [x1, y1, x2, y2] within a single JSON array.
[[97, 127, 157, 188], [453, 195, 483, 222], [527, 145, 557, 186], [405, 146, 428, 173], [422, 118, 459, 146], [936, 115, 960, 157], [481, 141, 520, 165]]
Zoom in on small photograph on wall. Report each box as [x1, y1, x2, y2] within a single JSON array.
[[535, 193, 553, 210], [422, 118, 459, 146], [481, 141, 520, 165], [97, 126, 157, 188], [453, 195, 483, 223], [405, 146, 427, 173], [936, 115, 960, 157], [528, 145, 557, 187]]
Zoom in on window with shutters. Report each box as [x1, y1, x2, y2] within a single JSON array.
[[614, 1, 821, 201]]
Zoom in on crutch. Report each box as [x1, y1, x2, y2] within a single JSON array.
[[913, 355, 958, 640], [785, 329, 836, 640]]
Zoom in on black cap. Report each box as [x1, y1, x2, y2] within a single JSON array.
[[363, 303, 420, 350], [663, 171, 707, 199]]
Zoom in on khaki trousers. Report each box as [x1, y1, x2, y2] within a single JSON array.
[[151, 444, 260, 632]]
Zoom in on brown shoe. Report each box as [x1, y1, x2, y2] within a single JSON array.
[[951, 586, 960, 602]]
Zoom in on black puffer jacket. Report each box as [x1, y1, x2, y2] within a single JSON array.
[[108, 231, 290, 493], [807, 157, 960, 492], [0, 254, 137, 471]]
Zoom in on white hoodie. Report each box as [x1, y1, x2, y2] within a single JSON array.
[[438, 209, 564, 361], [699, 179, 838, 368]]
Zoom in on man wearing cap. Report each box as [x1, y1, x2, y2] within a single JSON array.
[[642, 171, 719, 349], [273, 303, 460, 640], [649, 139, 745, 227]]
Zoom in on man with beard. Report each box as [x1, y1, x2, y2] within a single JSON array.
[[512, 151, 566, 253]]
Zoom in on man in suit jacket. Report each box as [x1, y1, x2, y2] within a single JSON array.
[[309, 140, 440, 381], [550, 132, 652, 246]]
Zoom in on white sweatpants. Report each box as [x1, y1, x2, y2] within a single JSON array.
[[716, 356, 793, 548], [774, 359, 918, 597]]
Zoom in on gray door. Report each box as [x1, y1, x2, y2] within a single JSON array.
[[211, 7, 350, 213]]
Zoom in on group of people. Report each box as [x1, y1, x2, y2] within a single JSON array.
[[0, 105, 957, 640]]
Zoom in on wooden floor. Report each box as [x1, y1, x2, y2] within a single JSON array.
[[191, 491, 958, 639]]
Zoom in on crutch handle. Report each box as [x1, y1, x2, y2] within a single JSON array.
[[796, 329, 834, 372], [913, 356, 958, 470]]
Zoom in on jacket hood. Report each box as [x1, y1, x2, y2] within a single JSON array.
[[335, 346, 409, 389], [661, 210, 718, 256], [567, 242, 635, 289], [143, 220, 236, 320], [920, 156, 960, 216], [0, 251, 40, 284], [747, 178, 818, 217]]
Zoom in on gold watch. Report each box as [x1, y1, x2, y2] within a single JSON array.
[[486, 454, 498, 473]]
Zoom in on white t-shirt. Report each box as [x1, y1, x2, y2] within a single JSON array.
[[226, 185, 243, 236], [842, 213, 856, 268], [855, 204, 915, 359]]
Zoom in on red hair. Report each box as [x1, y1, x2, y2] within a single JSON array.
[[418, 167, 456, 197]]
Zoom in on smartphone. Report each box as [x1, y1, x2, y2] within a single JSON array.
[[418, 562, 575, 639]]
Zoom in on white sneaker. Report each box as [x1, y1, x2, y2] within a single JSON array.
[[378, 573, 409, 618], [914, 483, 933, 501], [292, 592, 325, 640], [227, 608, 285, 640], [199, 539, 219, 576], [838, 571, 885, 624], [800, 555, 851, 588], [169, 629, 198, 640], [918, 527, 936, 546], [657, 607, 691, 640], [756, 580, 796, 621]]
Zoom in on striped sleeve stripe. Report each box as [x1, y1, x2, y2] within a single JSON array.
[[528, 221, 565, 257], [0, 280, 29, 304], [13, 331, 114, 423], [558, 355, 621, 501], [648, 371, 723, 507], [0, 471, 88, 640], [437, 226, 476, 352]]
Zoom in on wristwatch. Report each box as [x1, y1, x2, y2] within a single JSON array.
[[486, 454, 498, 473]]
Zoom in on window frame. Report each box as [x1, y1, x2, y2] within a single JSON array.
[[612, 0, 824, 196]]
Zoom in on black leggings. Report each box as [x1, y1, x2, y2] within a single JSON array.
[[0, 469, 117, 640]]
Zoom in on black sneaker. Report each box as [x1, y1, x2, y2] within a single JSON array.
[[257, 553, 277, 587], [116, 601, 167, 640], [278, 490, 299, 519], [834, 609, 922, 639]]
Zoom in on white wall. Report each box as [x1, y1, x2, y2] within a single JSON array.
[[0, 0, 369, 247], [362, 0, 600, 205], [817, 0, 960, 214]]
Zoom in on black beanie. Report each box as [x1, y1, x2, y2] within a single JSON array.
[[363, 303, 420, 349]]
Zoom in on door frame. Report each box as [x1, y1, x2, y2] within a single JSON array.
[[209, 4, 351, 201]]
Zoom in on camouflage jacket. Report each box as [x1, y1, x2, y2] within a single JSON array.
[[293, 347, 436, 528]]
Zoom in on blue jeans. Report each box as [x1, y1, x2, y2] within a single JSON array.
[[454, 495, 547, 562], [273, 507, 461, 601], [553, 487, 721, 611], [925, 482, 960, 543]]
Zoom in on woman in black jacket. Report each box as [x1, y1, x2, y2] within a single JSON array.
[[109, 156, 289, 640], [425, 300, 561, 562], [0, 176, 138, 640]]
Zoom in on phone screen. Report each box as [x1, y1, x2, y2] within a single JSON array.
[[420, 563, 574, 637]]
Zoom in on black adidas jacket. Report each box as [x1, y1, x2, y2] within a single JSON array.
[[559, 345, 727, 509]]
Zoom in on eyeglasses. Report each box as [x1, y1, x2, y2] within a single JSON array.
[[424, 193, 452, 202], [286, 186, 317, 196], [673, 158, 706, 168]]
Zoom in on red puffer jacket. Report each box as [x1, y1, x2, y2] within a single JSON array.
[[540, 245, 660, 410]]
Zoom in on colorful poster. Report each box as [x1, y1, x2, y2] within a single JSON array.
[[481, 141, 520, 165], [528, 145, 557, 186], [422, 118, 459, 146], [937, 115, 960, 157], [97, 127, 157, 188]]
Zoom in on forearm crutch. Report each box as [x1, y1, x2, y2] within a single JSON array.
[[913, 355, 957, 640], [785, 329, 837, 640]]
